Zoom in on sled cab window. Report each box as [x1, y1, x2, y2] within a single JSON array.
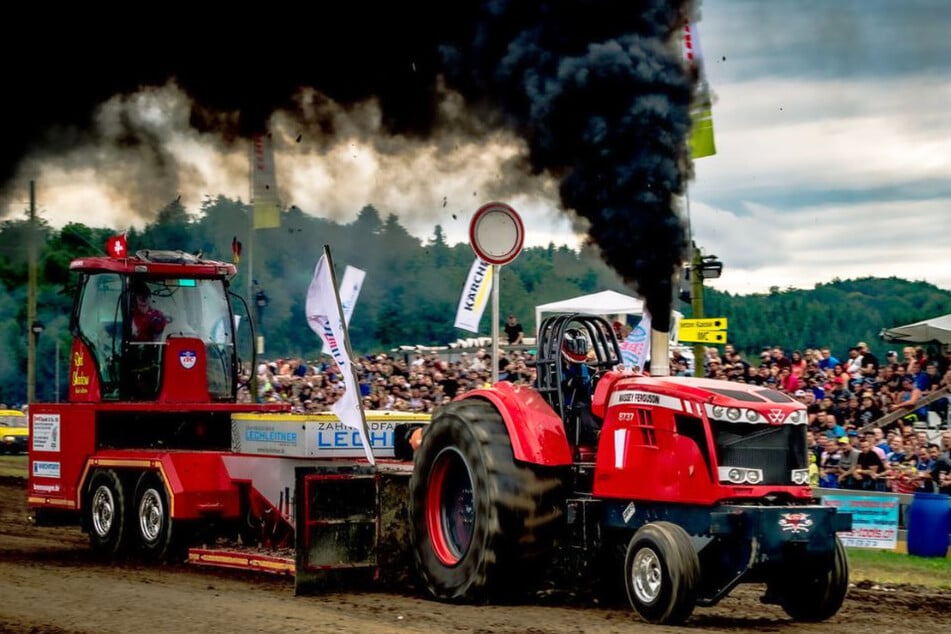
[[75, 273, 124, 399], [123, 277, 235, 401]]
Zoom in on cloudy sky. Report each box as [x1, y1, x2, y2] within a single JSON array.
[[4, 1, 948, 296], [689, 0, 950, 295]]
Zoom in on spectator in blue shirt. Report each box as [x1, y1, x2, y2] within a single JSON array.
[[818, 410, 845, 440], [817, 347, 840, 371]]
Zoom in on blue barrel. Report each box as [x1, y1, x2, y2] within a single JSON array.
[[907, 492, 950, 557]]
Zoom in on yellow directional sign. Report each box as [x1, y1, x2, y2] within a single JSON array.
[[678, 317, 729, 344], [679, 317, 728, 331], [678, 329, 728, 344]]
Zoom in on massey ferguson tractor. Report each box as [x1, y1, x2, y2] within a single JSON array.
[[408, 313, 852, 624]]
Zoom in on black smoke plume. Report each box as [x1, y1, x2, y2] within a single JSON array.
[[5, 1, 694, 330]]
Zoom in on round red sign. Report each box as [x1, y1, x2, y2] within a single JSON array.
[[468, 202, 524, 265]]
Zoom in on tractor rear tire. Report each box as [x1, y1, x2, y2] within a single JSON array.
[[624, 522, 699, 625], [775, 536, 849, 621], [85, 469, 131, 557], [133, 471, 186, 561], [410, 398, 565, 602]]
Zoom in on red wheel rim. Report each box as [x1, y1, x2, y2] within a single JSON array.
[[426, 448, 474, 566]]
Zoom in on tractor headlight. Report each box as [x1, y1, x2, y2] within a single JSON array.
[[791, 469, 810, 485], [726, 408, 741, 421], [788, 410, 802, 424], [745, 409, 759, 422], [720, 467, 764, 484], [711, 405, 724, 418]]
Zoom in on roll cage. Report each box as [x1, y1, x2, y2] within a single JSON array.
[[533, 313, 623, 423]]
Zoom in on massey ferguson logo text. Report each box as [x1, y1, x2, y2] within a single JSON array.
[[617, 392, 660, 405], [779, 513, 814, 534], [768, 409, 785, 423]]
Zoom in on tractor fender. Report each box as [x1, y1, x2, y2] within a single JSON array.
[[591, 370, 623, 419], [455, 382, 573, 466]]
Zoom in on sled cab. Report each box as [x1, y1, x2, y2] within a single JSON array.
[[67, 250, 241, 403]]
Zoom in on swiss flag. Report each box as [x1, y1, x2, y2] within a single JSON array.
[[106, 234, 128, 258]]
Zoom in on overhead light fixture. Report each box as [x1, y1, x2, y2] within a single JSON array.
[[699, 255, 723, 279]]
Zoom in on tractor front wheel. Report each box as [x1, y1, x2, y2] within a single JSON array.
[[774, 536, 849, 621], [624, 522, 699, 625]]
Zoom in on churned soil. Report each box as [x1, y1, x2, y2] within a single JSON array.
[[1, 472, 949, 634]]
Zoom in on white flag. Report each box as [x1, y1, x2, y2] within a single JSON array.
[[620, 309, 652, 371], [454, 257, 494, 333], [306, 250, 374, 465], [321, 265, 365, 356]]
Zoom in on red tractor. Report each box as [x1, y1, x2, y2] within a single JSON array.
[[408, 313, 851, 624]]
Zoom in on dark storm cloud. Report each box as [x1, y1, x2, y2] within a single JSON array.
[[5, 1, 695, 328]]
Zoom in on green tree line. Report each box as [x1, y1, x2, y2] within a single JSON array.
[[1, 196, 948, 405]]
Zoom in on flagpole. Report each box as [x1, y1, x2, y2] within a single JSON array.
[[27, 181, 38, 405], [491, 264, 500, 384], [248, 142, 255, 315], [246, 141, 260, 402]]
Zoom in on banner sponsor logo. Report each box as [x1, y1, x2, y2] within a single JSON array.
[[179, 350, 197, 369], [454, 257, 493, 333], [32, 461, 61, 479]]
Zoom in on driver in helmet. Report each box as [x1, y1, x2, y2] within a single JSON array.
[[562, 328, 591, 404], [561, 327, 601, 446]]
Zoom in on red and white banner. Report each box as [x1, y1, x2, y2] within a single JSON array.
[[682, 20, 716, 158], [251, 133, 281, 229], [619, 309, 652, 372], [306, 249, 374, 464]]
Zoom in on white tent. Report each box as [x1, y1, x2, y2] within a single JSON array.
[[880, 313, 951, 346], [534, 290, 682, 332], [535, 290, 643, 329]]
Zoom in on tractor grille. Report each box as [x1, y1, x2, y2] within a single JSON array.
[[711, 421, 807, 485]]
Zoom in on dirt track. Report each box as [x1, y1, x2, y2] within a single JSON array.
[[2, 472, 950, 634]]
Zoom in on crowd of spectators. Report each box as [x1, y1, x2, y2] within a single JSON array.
[[239, 338, 951, 494], [238, 347, 537, 415], [697, 342, 951, 426], [693, 341, 951, 494]]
